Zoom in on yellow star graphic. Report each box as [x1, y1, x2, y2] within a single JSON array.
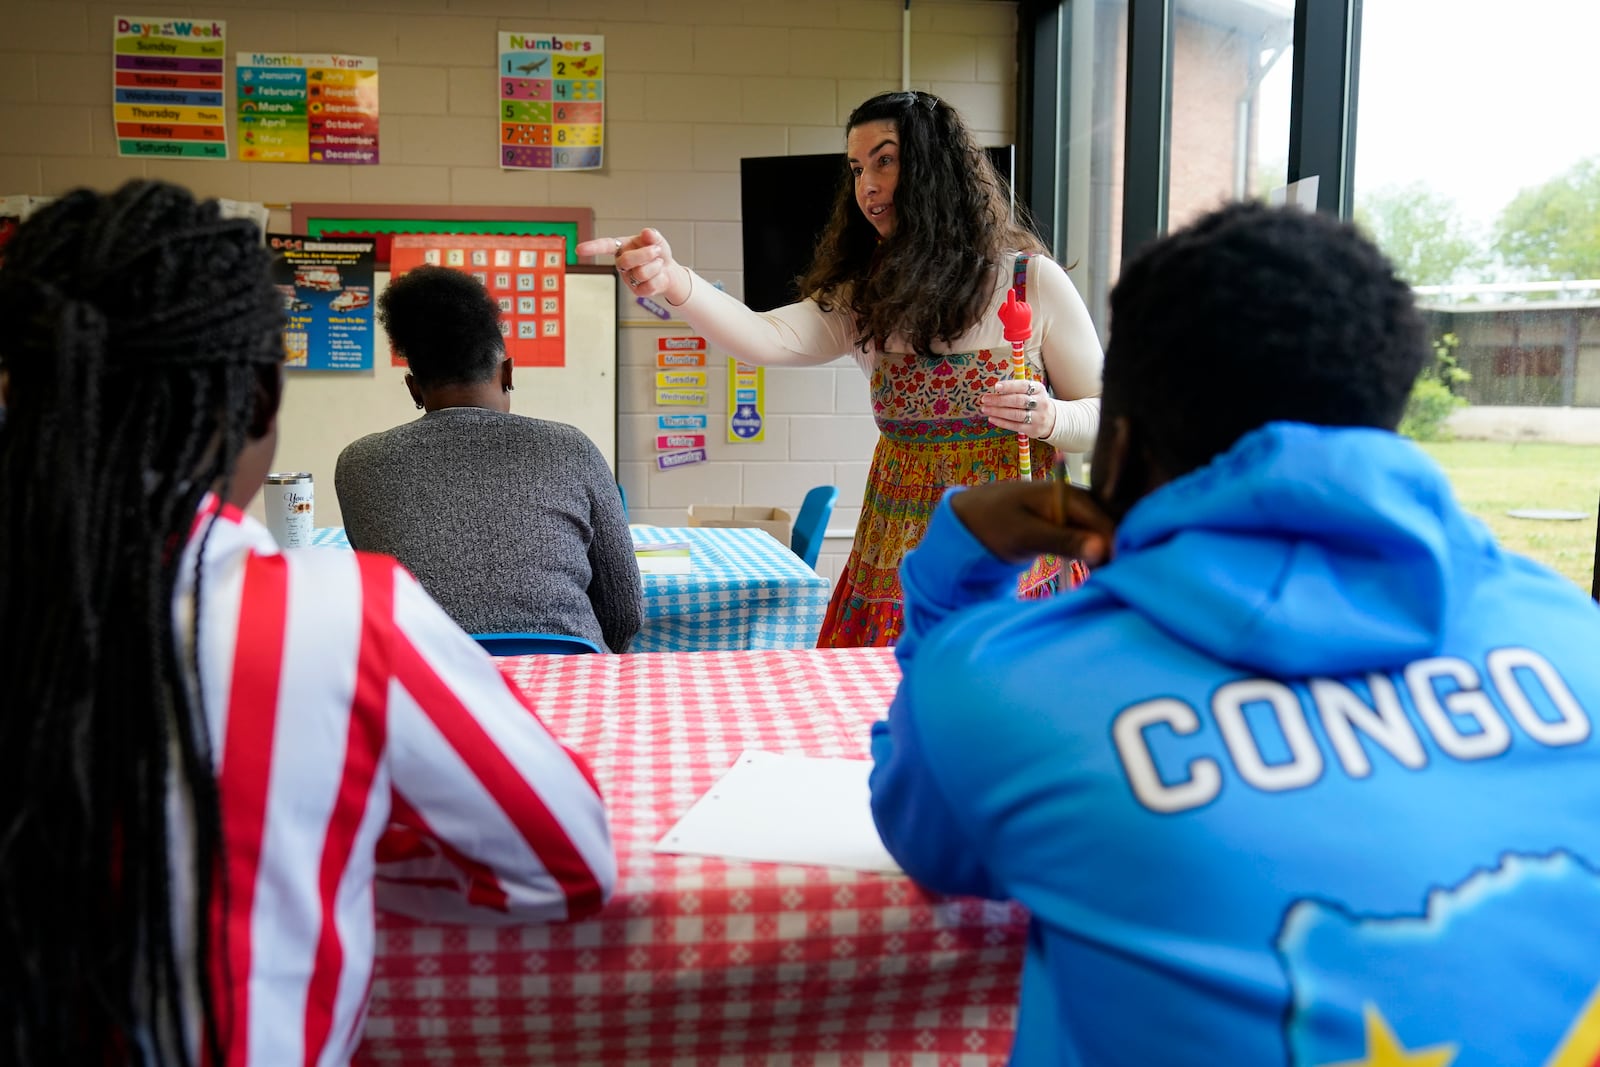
[[1323, 1003, 1459, 1067]]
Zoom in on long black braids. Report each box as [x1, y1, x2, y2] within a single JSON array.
[[0, 180, 286, 1065]]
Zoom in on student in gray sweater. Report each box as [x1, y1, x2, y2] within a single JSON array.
[[336, 265, 641, 652]]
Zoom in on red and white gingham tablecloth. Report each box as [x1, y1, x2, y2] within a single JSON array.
[[357, 647, 1026, 1066]]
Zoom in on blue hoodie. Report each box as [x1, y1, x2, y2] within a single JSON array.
[[870, 423, 1600, 1067]]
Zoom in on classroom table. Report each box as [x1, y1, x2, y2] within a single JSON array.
[[356, 647, 1026, 1066], [311, 525, 833, 652], [628, 525, 830, 651]]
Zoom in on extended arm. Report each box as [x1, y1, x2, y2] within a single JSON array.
[[375, 564, 616, 924], [578, 228, 859, 368], [1033, 256, 1104, 454], [870, 483, 1114, 896], [671, 266, 861, 368], [868, 491, 1027, 899], [982, 256, 1105, 453]]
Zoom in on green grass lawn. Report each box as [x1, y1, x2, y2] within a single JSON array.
[[1421, 440, 1599, 593]]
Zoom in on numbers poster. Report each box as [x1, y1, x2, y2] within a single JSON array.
[[389, 235, 567, 368], [497, 32, 604, 171], [237, 53, 379, 164], [268, 234, 377, 372], [113, 15, 227, 159]]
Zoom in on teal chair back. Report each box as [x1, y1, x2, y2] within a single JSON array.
[[791, 485, 838, 569], [471, 632, 602, 656]]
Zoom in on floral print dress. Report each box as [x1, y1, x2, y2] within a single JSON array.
[[817, 255, 1089, 648]]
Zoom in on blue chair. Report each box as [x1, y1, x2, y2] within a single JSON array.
[[470, 632, 602, 656], [790, 485, 838, 569], [617, 481, 628, 518]]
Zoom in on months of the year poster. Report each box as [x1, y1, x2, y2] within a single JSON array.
[[497, 32, 604, 171]]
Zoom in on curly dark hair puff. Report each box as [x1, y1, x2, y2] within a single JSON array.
[[797, 90, 1046, 358], [379, 265, 506, 389], [1104, 201, 1429, 477], [0, 180, 285, 1066]]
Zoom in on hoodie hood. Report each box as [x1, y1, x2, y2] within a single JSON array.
[[1091, 422, 1499, 676]]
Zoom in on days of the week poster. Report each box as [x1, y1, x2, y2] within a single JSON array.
[[389, 235, 567, 368], [269, 234, 377, 371], [113, 15, 228, 159], [237, 53, 380, 164], [497, 32, 604, 171]]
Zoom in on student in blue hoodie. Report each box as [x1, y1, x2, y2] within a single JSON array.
[[870, 202, 1600, 1067]]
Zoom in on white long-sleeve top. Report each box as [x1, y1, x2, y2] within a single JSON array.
[[673, 252, 1104, 452], [169, 501, 616, 1067]]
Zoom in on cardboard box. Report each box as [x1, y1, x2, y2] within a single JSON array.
[[686, 505, 794, 545]]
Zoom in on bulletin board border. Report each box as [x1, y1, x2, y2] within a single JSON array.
[[289, 203, 593, 268]]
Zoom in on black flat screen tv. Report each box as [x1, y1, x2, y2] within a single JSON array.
[[739, 145, 1015, 312]]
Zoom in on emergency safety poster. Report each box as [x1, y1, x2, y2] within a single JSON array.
[[113, 15, 228, 159], [236, 53, 379, 164], [268, 234, 376, 371], [389, 234, 566, 368], [497, 32, 604, 171]]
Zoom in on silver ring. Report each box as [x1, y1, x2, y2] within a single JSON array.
[[628, 273, 640, 288], [1023, 412, 1032, 425], [614, 237, 622, 254], [1026, 383, 1036, 395], [1026, 399, 1037, 411]]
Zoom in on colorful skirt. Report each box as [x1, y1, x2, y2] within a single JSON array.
[[817, 425, 1088, 649]]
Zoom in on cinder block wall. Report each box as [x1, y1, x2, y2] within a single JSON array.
[[0, 0, 1019, 585]]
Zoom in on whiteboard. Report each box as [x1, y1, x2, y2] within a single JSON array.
[[261, 267, 617, 528]]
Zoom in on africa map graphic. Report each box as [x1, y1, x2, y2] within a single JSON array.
[[1278, 852, 1600, 1066]]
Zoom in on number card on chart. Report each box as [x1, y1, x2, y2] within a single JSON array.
[[389, 234, 567, 368], [497, 32, 604, 171]]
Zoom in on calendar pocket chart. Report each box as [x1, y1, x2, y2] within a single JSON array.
[[497, 32, 604, 171], [389, 234, 567, 367]]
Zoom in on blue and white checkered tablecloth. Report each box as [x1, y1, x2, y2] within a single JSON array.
[[628, 525, 830, 651], [308, 525, 830, 652]]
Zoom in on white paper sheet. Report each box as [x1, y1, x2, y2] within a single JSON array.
[[633, 534, 691, 574], [654, 748, 903, 874]]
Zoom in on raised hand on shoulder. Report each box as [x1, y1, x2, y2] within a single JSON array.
[[948, 478, 1115, 567]]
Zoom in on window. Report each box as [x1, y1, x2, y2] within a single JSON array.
[[1168, 0, 1294, 231], [1352, 0, 1600, 590], [1060, 0, 1130, 340]]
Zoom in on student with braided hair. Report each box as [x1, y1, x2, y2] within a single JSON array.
[[0, 180, 615, 1067]]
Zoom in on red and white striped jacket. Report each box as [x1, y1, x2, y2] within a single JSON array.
[[172, 501, 616, 1067]]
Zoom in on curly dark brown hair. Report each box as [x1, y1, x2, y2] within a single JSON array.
[[379, 264, 505, 388], [796, 90, 1047, 359]]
